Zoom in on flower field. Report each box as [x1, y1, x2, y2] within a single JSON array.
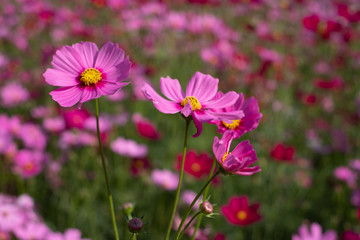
[[0, 0, 360, 239]]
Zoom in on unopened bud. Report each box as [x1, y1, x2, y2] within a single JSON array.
[[121, 202, 134, 217], [128, 217, 143, 233], [200, 201, 213, 215]]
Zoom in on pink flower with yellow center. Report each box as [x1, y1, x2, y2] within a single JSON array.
[[213, 131, 260, 176], [221, 195, 261, 226], [211, 92, 262, 139], [142, 72, 243, 137], [43, 41, 131, 108]]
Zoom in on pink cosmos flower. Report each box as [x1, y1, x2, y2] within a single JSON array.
[[142, 72, 243, 137], [19, 123, 47, 150], [0, 204, 24, 232], [292, 222, 337, 240], [132, 113, 161, 140], [13, 150, 47, 178], [14, 222, 50, 240], [43, 41, 131, 108], [212, 131, 260, 176], [0, 82, 30, 108], [45, 228, 90, 240], [151, 169, 179, 191], [211, 92, 262, 139], [111, 137, 148, 158]]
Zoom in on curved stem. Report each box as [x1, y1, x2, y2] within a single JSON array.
[[95, 98, 120, 240], [175, 170, 220, 240], [178, 211, 202, 240], [164, 119, 190, 240], [190, 160, 217, 240]]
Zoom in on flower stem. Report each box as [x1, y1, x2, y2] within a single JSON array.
[[164, 119, 190, 240], [131, 233, 137, 240], [190, 160, 217, 240], [178, 211, 201, 240], [95, 98, 120, 240], [175, 170, 220, 240]]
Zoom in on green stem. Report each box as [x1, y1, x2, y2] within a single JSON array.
[[95, 98, 120, 240], [175, 170, 220, 240], [164, 119, 190, 240], [191, 160, 217, 240], [131, 233, 137, 240], [179, 211, 201, 240]]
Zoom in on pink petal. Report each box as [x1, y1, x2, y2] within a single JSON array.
[[160, 76, 185, 102], [235, 166, 261, 176], [186, 72, 218, 102], [79, 85, 101, 105], [212, 136, 225, 162], [231, 141, 253, 157], [180, 103, 192, 117], [142, 83, 181, 114], [206, 110, 244, 122], [95, 42, 125, 71], [203, 91, 239, 109], [103, 56, 131, 83], [192, 113, 203, 137], [97, 81, 128, 96], [50, 86, 82, 107], [43, 68, 79, 87], [52, 46, 84, 75], [72, 42, 99, 69]]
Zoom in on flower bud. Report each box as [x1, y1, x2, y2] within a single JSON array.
[[121, 202, 134, 218], [128, 217, 143, 233], [200, 201, 213, 215]]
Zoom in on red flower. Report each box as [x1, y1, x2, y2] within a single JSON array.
[[176, 150, 213, 179], [315, 77, 344, 90], [214, 233, 226, 240], [270, 143, 295, 162], [341, 231, 360, 240], [221, 195, 261, 226], [130, 157, 151, 177], [132, 113, 161, 140]]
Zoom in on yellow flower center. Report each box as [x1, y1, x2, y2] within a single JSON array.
[[221, 119, 241, 130], [181, 96, 202, 111], [222, 152, 230, 162], [191, 163, 201, 172], [80, 68, 102, 86], [24, 162, 34, 171], [237, 210, 247, 220]]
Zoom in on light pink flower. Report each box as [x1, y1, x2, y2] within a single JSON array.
[[0, 204, 24, 232], [292, 222, 337, 240], [0, 83, 30, 108], [19, 123, 47, 150], [44, 41, 131, 108], [111, 137, 148, 158], [151, 169, 178, 190], [14, 222, 49, 240], [142, 72, 243, 137]]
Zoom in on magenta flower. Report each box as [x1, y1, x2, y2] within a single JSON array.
[[151, 169, 179, 191], [44, 41, 131, 108], [292, 222, 337, 240], [142, 72, 243, 137], [211, 92, 262, 138], [212, 131, 260, 176], [13, 150, 47, 179]]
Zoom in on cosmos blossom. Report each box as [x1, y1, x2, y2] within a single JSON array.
[[221, 195, 261, 226], [43, 41, 131, 108], [211, 92, 262, 139], [142, 72, 243, 137], [212, 131, 260, 176], [292, 222, 337, 240]]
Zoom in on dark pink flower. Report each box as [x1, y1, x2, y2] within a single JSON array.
[[212, 131, 260, 176], [142, 72, 243, 137], [13, 150, 47, 178], [132, 113, 161, 140], [221, 195, 261, 226], [44, 41, 131, 108]]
